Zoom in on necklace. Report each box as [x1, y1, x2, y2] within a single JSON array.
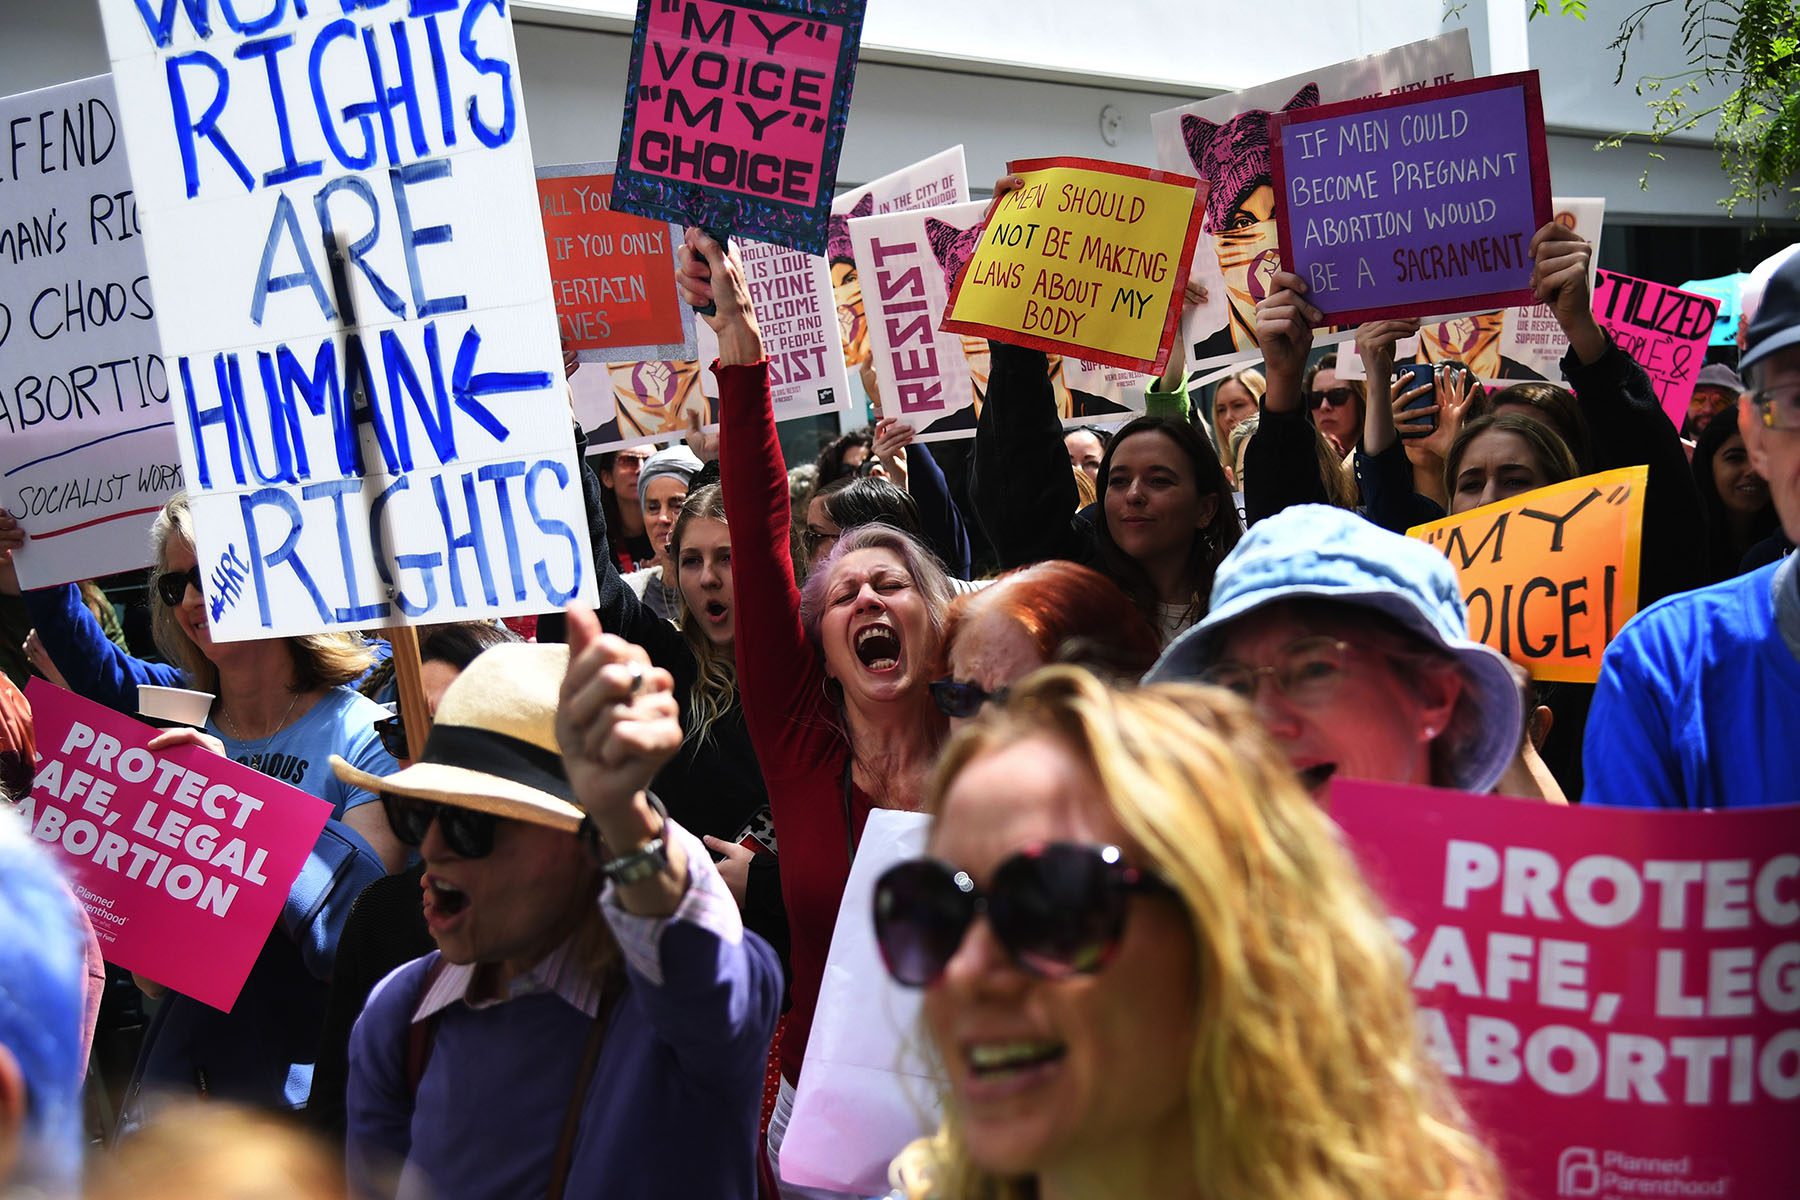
[[218, 688, 303, 758]]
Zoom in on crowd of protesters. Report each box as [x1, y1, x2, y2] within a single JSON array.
[[2, 139, 1797, 1200]]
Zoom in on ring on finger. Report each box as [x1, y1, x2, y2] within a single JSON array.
[[626, 664, 645, 697]]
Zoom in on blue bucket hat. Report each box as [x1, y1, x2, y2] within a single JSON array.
[[1145, 505, 1522, 794]]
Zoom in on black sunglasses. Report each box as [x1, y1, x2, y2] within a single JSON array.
[[382, 794, 502, 859], [155, 565, 202, 608], [1305, 387, 1356, 410], [374, 709, 408, 760], [929, 678, 1008, 719], [872, 843, 1172, 988]]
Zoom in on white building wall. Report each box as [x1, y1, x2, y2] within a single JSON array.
[[0, 0, 1781, 229]]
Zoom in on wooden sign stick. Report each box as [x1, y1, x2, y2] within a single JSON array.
[[325, 231, 432, 761]]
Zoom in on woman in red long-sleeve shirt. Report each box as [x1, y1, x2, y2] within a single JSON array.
[[681, 230, 952, 1190]]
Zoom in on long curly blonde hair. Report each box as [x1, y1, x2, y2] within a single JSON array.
[[894, 667, 1501, 1200]]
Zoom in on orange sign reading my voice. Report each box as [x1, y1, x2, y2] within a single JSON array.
[[536, 165, 695, 363], [1408, 466, 1646, 684], [940, 156, 1202, 375]]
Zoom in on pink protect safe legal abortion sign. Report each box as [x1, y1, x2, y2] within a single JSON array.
[[1331, 779, 1799, 1199], [17, 679, 331, 1012]]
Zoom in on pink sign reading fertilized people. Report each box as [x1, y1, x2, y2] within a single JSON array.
[[1331, 779, 1799, 1200], [17, 680, 331, 1012]]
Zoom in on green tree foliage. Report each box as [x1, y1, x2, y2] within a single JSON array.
[[1536, 0, 1799, 218]]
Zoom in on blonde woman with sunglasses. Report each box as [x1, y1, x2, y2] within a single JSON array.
[[873, 668, 1501, 1200]]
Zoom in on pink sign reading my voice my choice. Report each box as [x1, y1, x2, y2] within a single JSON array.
[[17, 679, 331, 1012], [1330, 780, 1800, 1199]]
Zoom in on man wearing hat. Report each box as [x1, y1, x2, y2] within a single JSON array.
[[1681, 362, 1745, 440], [1584, 252, 1800, 808], [623, 444, 703, 622], [341, 609, 780, 1198]]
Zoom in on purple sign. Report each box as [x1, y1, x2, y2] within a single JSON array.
[[1270, 71, 1550, 325]]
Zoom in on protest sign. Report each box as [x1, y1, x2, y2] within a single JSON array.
[[692, 238, 851, 420], [18, 679, 331, 1012], [1679, 273, 1747, 348], [536, 163, 696, 364], [1269, 72, 1551, 326], [96, 1, 598, 641], [1331, 780, 1800, 1200], [828, 146, 970, 376], [612, 0, 868, 255], [1498, 198, 1606, 380], [0, 75, 182, 588], [781, 809, 940, 1194], [940, 157, 1202, 375], [850, 200, 1141, 441], [1409, 466, 1646, 684], [1061, 358, 1158, 411], [1340, 197, 1606, 387], [1152, 31, 1474, 373], [571, 357, 706, 453], [1591, 271, 1721, 431], [849, 198, 986, 438]]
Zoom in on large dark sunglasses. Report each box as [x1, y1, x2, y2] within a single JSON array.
[[929, 678, 1008, 719], [382, 794, 501, 859], [1305, 387, 1356, 410], [872, 843, 1172, 988], [374, 709, 408, 760], [155, 565, 202, 607]]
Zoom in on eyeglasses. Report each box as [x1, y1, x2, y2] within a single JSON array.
[[802, 527, 840, 559], [155, 565, 202, 608], [374, 708, 409, 760], [382, 794, 502, 859], [929, 678, 1009, 719], [1306, 387, 1356, 410], [873, 843, 1173, 988], [1199, 637, 1352, 706], [1753, 386, 1800, 432]]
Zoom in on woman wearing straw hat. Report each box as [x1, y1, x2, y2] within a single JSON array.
[[341, 610, 781, 1200]]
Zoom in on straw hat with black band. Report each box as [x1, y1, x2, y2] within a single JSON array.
[[332, 642, 613, 833]]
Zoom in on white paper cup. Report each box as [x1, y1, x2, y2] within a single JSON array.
[[137, 685, 215, 727]]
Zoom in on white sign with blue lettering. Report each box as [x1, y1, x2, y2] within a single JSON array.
[[0, 74, 182, 588], [96, 0, 596, 639]]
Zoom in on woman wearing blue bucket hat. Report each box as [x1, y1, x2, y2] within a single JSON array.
[[1146, 505, 1523, 799]]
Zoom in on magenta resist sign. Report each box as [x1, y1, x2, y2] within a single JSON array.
[[1271, 72, 1550, 324]]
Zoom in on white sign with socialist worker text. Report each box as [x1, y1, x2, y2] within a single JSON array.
[[0, 75, 183, 588], [96, 0, 596, 640]]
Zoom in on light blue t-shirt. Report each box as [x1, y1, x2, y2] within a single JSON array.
[[1583, 554, 1800, 808], [205, 686, 395, 818]]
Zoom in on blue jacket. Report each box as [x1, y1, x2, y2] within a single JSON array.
[[1583, 555, 1800, 808]]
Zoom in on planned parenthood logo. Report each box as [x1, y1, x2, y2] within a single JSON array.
[[1557, 1147, 1733, 1199]]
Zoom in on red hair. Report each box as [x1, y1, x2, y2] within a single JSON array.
[[943, 562, 1161, 681]]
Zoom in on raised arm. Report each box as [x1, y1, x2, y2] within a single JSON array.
[[1531, 222, 1707, 602], [874, 419, 973, 579], [0, 516, 183, 710], [557, 607, 782, 1082], [681, 230, 835, 764], [1243, 271, 1330, 524], [971, 340, 1086, 568]]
